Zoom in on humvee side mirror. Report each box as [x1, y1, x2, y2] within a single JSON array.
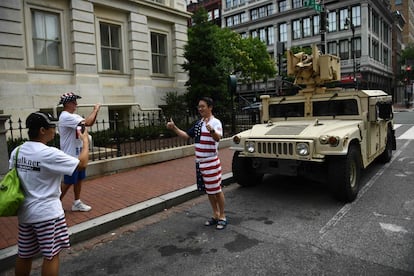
[[377, 102, 393, 120]]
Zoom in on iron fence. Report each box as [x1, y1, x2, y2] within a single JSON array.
[[6, 109, 258, 160]]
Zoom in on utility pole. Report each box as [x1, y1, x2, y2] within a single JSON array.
[[304, 0, 326, 53], [319, 0, 326, 54], [345, 17, 356, 89]]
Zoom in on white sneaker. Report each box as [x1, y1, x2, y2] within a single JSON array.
[[71, 200, 92, 212]]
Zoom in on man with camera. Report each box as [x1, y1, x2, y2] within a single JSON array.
[[58, 92, 100, 211]]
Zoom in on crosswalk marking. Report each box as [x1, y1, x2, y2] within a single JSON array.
[[398, 125, 414, 140]]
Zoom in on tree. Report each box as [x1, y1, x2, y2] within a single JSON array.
[[182, 8, 276, 112], [182, 8, 227, 113]]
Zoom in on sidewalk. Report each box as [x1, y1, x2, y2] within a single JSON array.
[[0, 147, 234, 271]]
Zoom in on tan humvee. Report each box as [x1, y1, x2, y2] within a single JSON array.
[[231, 45, 396, 202]]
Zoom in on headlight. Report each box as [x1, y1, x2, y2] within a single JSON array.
[[319, 135, 340, 146], [296, 142, 309, 156], [245, 141, 255, 153]]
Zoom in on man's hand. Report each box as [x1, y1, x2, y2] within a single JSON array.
[[166, 118, 175, 130], [94, 103, 101, 112]]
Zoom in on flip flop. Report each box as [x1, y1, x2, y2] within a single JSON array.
[[216, 219, 227, 230], [205, 217, 218, 226]]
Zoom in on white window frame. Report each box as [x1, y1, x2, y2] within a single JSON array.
[[95, 11, 128, 74], [24, 3, 68, 69], [150, 31, 169, 76], [99, 21, 123, 72]]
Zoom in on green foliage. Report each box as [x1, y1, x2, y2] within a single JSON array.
[[161, 91, 188, 124], [182, 8, 276, 114]]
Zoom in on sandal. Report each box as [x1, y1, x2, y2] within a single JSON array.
[[205, 217, 218, 226], [216, 219, 227, 230]]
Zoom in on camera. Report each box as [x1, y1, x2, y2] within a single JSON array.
[[77, 123, 85, 134]]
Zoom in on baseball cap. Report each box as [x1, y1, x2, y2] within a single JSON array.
[[26, 112, 58, 129], [58, 92, 82, 105]]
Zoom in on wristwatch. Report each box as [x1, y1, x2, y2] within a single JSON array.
[[210, 129, 215, 134]]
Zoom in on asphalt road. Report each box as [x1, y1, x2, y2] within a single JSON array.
[[4, 115, 414, 276]]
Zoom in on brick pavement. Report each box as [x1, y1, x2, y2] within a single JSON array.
[[0, 147, 233, 251]]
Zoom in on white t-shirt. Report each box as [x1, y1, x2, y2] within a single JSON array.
[[59, 111, 84, 157], [9, 142, 79, 223]]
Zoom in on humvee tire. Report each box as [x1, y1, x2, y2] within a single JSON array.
[[232, 151, 263, 187], [378, 127, 393, 163], [328, 145, 362, 203]]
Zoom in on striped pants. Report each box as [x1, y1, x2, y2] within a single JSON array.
[[17, 215, 70, 260], [198, 156, 222, 195]]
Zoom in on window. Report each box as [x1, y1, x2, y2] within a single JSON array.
[[100, 22, 121, 71], [226, 17, 233, 27], [353, 37, 361, 58], [372, 12, 379, 35], [303, 18, 311, 37], [267, 26, 274, 45], [233, 15, 239, 25], [279, 23, 287, 42], [328, 42, 337, 55], [313, 99, 359, 116], [251, 9, 258, 20], [383, 47, 389, 66], [31, 9, 62, 67], [292, 0, 302, 9], [313, 15, 320, 36], [151, 32, 167, 74], [372, 39, 379, 61], [328, 11, 337, 32], [214, 9, 219, 19], [339, 9, 348, 30], [339, 39, 349, 60], [351, 6, 361, 27], [278, 0, 287, 12], [259, 28, 266, 43], [293, 19, 301, 39], [269, 102, 305, 118], [250, 30, 258, 38], [225, 0, 231, 9]]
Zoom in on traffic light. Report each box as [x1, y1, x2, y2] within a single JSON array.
[[407, 65, 411, 72]]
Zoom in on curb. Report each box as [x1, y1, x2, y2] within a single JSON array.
[[0, 173, 234, 272]]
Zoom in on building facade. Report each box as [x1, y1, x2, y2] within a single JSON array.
[[0, 0, 190, 124], [221, 0, 397, 102], [391, 0, 414, 45]]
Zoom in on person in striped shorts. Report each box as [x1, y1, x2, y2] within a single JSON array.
[[167, 97, 227, 230], [9, 112, 90, 275]]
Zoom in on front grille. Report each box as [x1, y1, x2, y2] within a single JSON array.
[[257, 141, 294, 156]]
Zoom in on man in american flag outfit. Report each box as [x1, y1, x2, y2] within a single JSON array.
[[166, 97, 227, 230]]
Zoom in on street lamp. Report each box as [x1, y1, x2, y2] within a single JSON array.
[[344, 17, 356, 89]]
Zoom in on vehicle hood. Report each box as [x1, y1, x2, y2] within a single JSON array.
[[239, 119, 363, 139]]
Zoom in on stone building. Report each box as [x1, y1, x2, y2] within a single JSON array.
[[0, 0, 190, 125]]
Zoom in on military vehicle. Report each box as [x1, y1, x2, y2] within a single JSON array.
[[231, 45, 396, 202]]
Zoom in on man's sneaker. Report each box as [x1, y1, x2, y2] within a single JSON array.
[[72, 201, 92, 212]]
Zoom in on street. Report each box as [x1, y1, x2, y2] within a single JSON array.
[[5, 112, 414, 276]]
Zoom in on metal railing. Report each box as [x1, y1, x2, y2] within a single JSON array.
[[6, 109, 258, 160]]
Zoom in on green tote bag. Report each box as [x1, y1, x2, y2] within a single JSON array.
[[0, 146, 24, 216]]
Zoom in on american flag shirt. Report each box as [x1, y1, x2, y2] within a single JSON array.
[[187, 117, 223, 194], [187, 117, 223, 161]]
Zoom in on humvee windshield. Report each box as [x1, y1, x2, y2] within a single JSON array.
[[313, 99, 359, 116], [269, 102, 304, 118]]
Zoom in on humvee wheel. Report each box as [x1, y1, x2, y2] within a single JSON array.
[[328, 145, 362, 203], [378, 127, 393, 163], [232, 151, 263, 187]]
